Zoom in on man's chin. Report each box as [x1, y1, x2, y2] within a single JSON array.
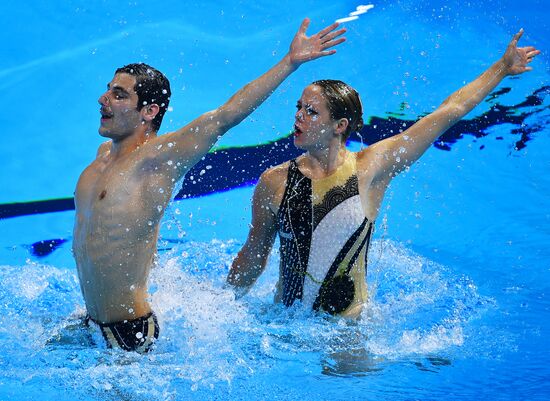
[[98, 127, 112, 138]]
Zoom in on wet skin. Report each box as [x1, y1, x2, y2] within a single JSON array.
[[72, 19, 348, 324], [228, 30, 541, 317], [73, 73, 172, 323]]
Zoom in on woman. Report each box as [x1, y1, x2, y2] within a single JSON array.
[[227, 30, 540, 317]]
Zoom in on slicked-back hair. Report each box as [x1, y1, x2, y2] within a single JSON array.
[[312, 79, 364, 141], [115, 63, 171, 132]]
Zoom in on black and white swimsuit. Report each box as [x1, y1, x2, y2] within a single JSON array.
[[276, 153, 374, 312]]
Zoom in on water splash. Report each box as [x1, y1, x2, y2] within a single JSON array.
[[0, 239, 498, 397]]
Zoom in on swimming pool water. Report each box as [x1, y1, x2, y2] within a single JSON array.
[[1, 1, 549, 400]]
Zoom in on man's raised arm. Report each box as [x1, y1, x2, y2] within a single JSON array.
[[364, 29, 540, 182], [151, 18, 346, 177]]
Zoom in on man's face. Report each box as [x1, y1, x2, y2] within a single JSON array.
[[98, 73, 142, 140]]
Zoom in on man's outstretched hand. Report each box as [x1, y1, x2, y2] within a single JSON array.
[[289, 18, 347, 67]]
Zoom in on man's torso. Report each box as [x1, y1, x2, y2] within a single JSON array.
[[73, 143, 173, 323]]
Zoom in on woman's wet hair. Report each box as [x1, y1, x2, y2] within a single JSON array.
[[116, 63, 171, 132], [312, 79, 364, 141]]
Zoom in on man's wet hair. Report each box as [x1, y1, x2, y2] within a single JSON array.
[[312, 79, 364, 141], [116, 63, 171, 132]]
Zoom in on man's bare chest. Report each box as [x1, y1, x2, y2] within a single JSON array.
[[76, 162, 132, 207]]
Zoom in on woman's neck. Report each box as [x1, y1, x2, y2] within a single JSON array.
[[303, 142, 348, 178]]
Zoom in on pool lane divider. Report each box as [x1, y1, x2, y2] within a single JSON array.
[[1, 85, 547, 220], [0, 198, 75, 219]]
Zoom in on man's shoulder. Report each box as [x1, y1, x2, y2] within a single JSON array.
[[96, 141, 112, 157]]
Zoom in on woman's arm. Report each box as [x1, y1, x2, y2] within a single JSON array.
[[362, 29, 540, 183], [227, 171, 280, 297]]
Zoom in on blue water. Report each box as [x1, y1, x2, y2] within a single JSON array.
[[1, 1, 549, 400]]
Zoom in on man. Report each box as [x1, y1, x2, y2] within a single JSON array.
[[73, 19, 346, 352]]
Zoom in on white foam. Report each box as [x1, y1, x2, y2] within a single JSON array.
[[351, 5, 375, 16], [335, 16, 359, 24], [336, 4, 374, 23]]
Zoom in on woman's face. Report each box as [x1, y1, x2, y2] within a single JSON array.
[[293, 85, 337, 150]]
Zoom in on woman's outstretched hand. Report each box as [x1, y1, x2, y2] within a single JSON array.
[[503, 29, 541, 75]]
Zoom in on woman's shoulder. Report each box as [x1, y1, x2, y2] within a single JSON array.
[[257, 160, 291, 200], [260, 160, 291, 183], [354, 145, 386, 172]]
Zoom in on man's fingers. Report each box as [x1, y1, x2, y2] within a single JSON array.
[[298, 18, 311, 35], [321, 28, 347, 43], [318, 49, 338, 58], [317, 22, 340, 38], [321, 37, 347, 50]]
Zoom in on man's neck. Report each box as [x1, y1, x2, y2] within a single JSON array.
[[110, 128, 157, 159]]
